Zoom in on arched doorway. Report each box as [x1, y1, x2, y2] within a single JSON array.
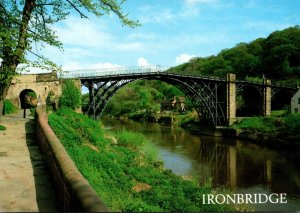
[[19, 89, 37, 118]]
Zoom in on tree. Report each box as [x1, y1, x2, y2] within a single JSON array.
[[59, 80, 81, 110], [0, 0, 139, 114]]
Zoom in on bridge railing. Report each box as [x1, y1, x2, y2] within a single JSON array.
[[58, 65, 170, 79]]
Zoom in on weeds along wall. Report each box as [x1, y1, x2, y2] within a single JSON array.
[[35, 106, 108, 212]]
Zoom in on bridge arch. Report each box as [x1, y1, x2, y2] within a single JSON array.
[[83, 75, 227, 126], [236, 84, 263, 116]]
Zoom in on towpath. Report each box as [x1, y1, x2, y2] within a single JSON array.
[[0, 110, 57, 212]]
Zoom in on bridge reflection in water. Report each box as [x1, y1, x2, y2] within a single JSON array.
[[102, 117, 300, 211]]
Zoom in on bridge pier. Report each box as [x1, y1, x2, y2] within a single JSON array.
[[263, 79, 272, 116], [227, 73, 236, 126]]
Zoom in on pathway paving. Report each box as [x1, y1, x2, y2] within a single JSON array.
[[0, 110, 57, 212]]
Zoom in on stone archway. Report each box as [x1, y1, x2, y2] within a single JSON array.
[[19, 89, 37, 118]]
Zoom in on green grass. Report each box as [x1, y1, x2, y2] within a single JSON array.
[[0, 125, 6, 131], [4, 99, 17, 115], [271, 110, 287, 116], [48, 108, 235, 212]]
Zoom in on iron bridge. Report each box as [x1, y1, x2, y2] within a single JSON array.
[[59, 66, 298, 126]]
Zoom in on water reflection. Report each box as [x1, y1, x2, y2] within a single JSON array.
[[102, 117, 300, 211]]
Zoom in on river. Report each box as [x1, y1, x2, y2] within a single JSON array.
[[102, 117, 300, 212]]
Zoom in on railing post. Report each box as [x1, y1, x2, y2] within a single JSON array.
[[226, 73, 236, 126]]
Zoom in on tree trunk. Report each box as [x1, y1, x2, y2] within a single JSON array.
[[0, 81, 11, 116], [0, 0, 36, 115]]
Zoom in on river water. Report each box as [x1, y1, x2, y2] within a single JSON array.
[[102, 117, 300, 212]]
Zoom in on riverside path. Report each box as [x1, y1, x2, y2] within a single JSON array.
[[0, 110, 57, 212]]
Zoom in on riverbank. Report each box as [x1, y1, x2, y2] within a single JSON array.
[[223, 114, 300, 149], [48, 108, 239, 212], [127, 111, 300, 150]]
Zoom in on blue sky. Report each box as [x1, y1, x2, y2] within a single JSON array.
[[38, 0, 300, 71]]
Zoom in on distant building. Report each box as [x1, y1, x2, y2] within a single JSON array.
[[291, 89, 300, 113], [161, 96, 185, 112]]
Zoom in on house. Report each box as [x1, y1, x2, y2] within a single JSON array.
[[161, 96, 186, 112], [291, 89, 300, 113]]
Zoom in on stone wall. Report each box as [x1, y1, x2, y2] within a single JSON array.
[[6, 72, 82, 111], [6, 72, 62, 107], [35, 106, 109, 212]]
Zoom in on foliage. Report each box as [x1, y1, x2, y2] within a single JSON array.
[[59, 80, 81, 110], [0, 0, 139, 105], [3, 99, 17, 115], [0, 124, 6, 131], [26, 91, 37, 99], [232, 113, 300, 139], [48, 108, 234, 212], [104, 80, 188, 116], [168, 26, 300, 81]]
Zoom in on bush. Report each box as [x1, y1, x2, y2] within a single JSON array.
[[59, 80, 81, 110], [0, 125, 6, 131], [4, 99, 17, 115]]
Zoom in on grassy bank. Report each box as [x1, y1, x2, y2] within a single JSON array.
[[48, 108, 235, 212], [231, 113, 300, 144]]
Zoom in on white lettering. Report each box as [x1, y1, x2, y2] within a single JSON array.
[[280, 193, 288, 204], [258, 194, 268, 204], [269, 193, 279, 203], [207, 194, 215, 204], [226, 194, 236, 204], [215, 194, 226, 204], [237, 194, 244, 204], [245, 194, 253, 204]]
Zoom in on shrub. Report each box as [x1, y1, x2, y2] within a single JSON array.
[[4, 99, 17, 115], [0, 125, 6, 131], [59, 80, 81, 110]]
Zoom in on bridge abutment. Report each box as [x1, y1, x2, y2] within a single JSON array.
[[263, 79, 272, 116], [227, 73, 236, 126]]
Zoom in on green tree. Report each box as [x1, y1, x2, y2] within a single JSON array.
[[60, 80, 81, 110], [0, 0, 139, 114]]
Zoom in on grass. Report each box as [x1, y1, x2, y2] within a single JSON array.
[[271, 110, 288, 116], [48, 107, 235, 212]]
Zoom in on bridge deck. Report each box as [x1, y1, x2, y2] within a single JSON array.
[[0, 111, 57, 212]]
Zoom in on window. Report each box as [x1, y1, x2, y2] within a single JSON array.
[[295, 108, 299, 113], [298, 98, 300, 104]]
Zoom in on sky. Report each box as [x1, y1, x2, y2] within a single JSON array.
[[28, 0, 300, 72]]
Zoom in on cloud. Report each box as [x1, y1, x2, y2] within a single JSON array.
[[53, 16, 112, 48], [116, 42, 144, 51], [175, 53, 195, 64], [137, 57, 150, 66], [62, 62, 122, 71], [185, 0, 217, 6], [139, 9, 175, 24]]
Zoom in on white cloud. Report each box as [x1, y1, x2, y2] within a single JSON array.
[[139, 9, 175, 24], [62, 62, 122, 71], [54, 16, 112, 48], [185, 0, 217, 6], [116, 42, 144, 51], [175, 53, 195, 64], [137, 57, 150, 66]]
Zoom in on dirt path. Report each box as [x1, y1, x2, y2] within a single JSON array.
[[0, 110, 57, 212]]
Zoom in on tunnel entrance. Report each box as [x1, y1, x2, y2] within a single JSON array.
[[19, 89, 37, 118]]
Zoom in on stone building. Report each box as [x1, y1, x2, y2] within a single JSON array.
[[6, 71, 62, 109], [161, 96, 186, 112], [291, 89, 300, 113]]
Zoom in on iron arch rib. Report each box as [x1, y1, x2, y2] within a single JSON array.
[[83, 74, 227, 126]]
